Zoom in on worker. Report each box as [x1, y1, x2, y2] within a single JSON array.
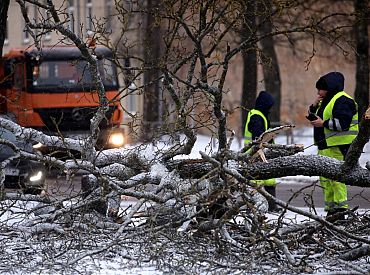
[[307, 71, 358, 222], [244, 91, 280, 213]]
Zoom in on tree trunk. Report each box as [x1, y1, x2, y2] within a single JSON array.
[[241, 0, 257, 137], [354, 0, 369, 119], [0, 0, 10, 57], [259, 1, 281, 125], [143, 0, 162, 141]]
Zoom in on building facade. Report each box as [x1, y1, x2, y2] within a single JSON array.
[[4, 1, 359, 143], [4, 0, 142, 138]]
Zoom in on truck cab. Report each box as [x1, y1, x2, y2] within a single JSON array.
[[0, 46, 124, 152]]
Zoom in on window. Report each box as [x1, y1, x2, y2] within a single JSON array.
[[105, 0, 112, 32], [31, 59, 118, 91], [127, 83, 137, 115], [14, 63, 25, 90], [124, 59, 137, 115], [4, 19, 8, 45], [125, 0, 133, 27], [68, 0, 75, 33], [86, 0, 93, 32], [43, 0, 51, 41], [22, 6, 30, 44], [44, 32, 51, 41]]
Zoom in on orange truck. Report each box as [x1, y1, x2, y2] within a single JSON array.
[[0, 46, 124, 153]]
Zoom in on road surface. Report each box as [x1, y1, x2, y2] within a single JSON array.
[[277, 181, 370, 209], [45, 175, 370, 210]]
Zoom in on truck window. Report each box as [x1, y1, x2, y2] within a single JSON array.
[[31, 59, 118, 92], [14, 63, 25, 90]]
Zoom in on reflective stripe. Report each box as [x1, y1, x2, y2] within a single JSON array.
[[322, 91, 358, 147], [333, 118, 341, 131], [325, 130, 358, 139], [328, 119, 334, 130]]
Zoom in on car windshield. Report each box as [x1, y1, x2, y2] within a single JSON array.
[[31, 59, 118, 91], [0, 127, 17, 143], [0, 127, 17, 159], [0, 127, 32, 159]]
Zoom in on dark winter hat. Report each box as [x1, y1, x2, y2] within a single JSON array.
[[255, 91, 274, 112], [319, 72, 345, 94], [315, 76, 328, 91]]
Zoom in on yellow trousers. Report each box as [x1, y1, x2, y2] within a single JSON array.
[[318, 147, 349, 211]]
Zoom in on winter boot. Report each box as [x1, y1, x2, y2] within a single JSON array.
[[326, 208, 346, 222], [264, 185, 282, 213]]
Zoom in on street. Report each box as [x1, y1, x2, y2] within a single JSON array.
[[278, 181, 370, 209], [45, 175, 370, 210]]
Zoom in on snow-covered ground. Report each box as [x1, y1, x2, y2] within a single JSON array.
[[185, 126, 370, 166], [174, 126, 370, 186], [179, 126, 370, 220], [1, 127, 370, 274]]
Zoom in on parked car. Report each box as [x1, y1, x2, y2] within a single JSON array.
[[0, 123, 46, 194]]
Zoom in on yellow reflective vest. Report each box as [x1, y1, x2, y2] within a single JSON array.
[[244, 109, 268, 145], [322, 91, 358, 146], [244, 109, 276, 186]]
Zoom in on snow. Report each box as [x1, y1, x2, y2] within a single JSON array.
[[183, 126, 370, 182], [75, 128, 366, 274], [172, 127, 370, 222], [1, 127, 370, 274], [0, 199, 38, 226]]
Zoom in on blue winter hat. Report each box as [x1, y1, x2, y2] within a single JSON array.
[[255, 91, 274, 112], [315, 77, 328, 91], [316, 72, 344, 93]]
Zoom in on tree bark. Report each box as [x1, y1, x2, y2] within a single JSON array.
[[340, 244, 370, 261], [343, 107, 370, 170], [241, 0, 257, 137], [143, 0, 162, 141], [259, 1, 281, 125], [0, 0, 10, 57], [354, 0, 369, 119]]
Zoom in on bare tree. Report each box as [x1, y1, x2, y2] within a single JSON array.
[[0, 0, 9, 57], [0, 0, 9, 115], [240, 0, 258, 134], [0, 1, 370, 274], [142, 0, 163, 141], [258, 1, 281, 124], [354, 0, 370, 118]]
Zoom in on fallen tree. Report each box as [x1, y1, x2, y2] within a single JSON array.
[[0, 1, 369, 274]]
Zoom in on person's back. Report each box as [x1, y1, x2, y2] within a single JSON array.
[[244, 91, 274, 143], [244, 91, 280, 213]]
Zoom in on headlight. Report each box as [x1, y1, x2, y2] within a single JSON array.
[[32, 142, 43, 149], [108, 132, 125, 147], [29, 171, 43, 182]]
